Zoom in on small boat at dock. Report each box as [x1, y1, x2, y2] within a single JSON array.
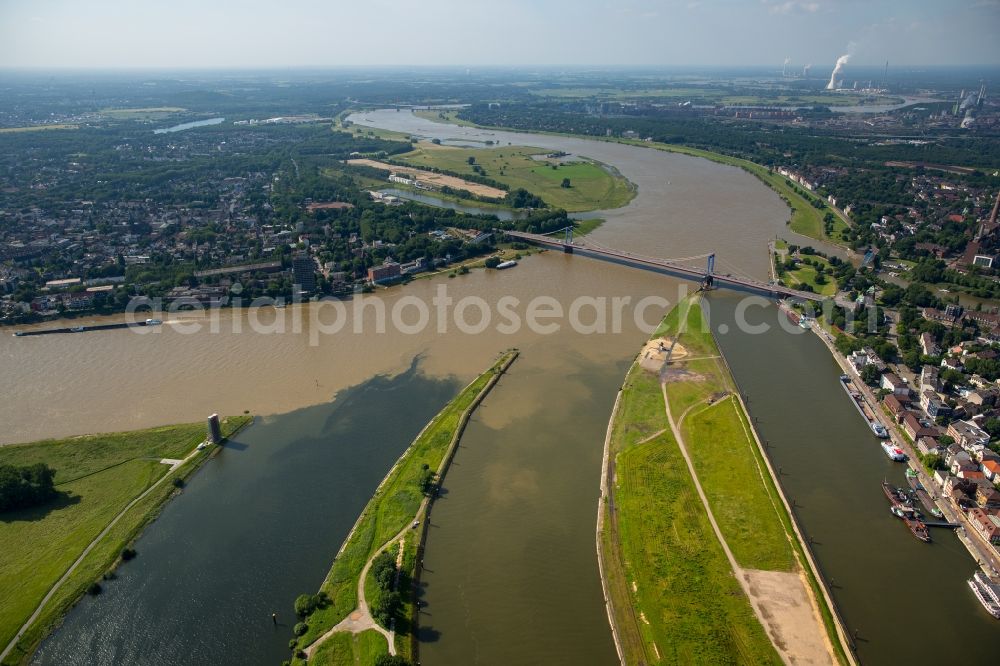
[[882, 441, 906, 461], [969, 571, 1000, 619], [883, 480, 931, 542], [496, 260, 518, 270]]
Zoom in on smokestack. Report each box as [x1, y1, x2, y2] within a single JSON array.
[[990, 189, 1000, 226], [827, 54, 850, 90]]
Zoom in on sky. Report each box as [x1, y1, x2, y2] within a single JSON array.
[[1, 0, 998, 69]]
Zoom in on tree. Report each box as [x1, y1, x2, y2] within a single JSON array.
[[467, 156, 476, 165], [561, 178, 571, 188], [0, 463, 59, 512], [860, 364, 881, 386], [484, 256, 501, 269]]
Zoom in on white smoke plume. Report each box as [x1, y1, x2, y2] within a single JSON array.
[[803, 63, 812, 77], [827, 54, 850, 90], [783, 57, 791, 76]]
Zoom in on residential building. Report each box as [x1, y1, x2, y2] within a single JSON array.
[[968, 508, 1000, 545], [976, 485, 1000, 510], [921, 365, 941, 391], [942, 357, 965, 372], [919, 332, 940, 357], [983, 459, 1000, 482], [919, 390, 951, 418], [901, 412, 937, 440], [948, 420, 991, 449], [881, 372, 909, 396], [292, 255, 317, 293], [367, 260, 402, 285], [916, 436, 942, 457], [884, 394, 910, 420]]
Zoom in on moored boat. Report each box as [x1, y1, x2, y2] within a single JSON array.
[[890, 504, 931, 542], [969, 571, 1000, 619], [882, 441, 907, 461]]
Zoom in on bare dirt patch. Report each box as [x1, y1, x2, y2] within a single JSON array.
[[346, 159, 507, 199], [741, 568, 835, 665], [638, 338, 686, 372], [306, 201, 355, 211]]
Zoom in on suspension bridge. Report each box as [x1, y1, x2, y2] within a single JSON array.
[[501, 227, 823, 302]]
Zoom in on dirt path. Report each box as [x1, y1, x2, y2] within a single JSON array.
[[303, 513, 423, 659], [663, 386, 834, 665]]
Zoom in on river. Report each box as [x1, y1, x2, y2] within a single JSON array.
[[20, 110, 997, 664]]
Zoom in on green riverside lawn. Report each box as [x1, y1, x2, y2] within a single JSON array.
[[293, 351, 517, 666], [391, 143, 635, 213], [601, 298, 848, 665], [0, 416, 252, 665]]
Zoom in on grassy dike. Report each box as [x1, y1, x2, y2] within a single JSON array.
[[598, 297, 851, 665], [292, 350, 519, 665], [0, 416, 253, 665]]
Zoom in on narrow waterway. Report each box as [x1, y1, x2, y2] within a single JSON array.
[[33, 363, 462, 665], [708, 293, 997, 665]]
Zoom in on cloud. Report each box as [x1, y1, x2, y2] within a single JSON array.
[[763, 0, 820, 14]]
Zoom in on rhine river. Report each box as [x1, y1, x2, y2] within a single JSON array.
[[15, 110, 996, 664]]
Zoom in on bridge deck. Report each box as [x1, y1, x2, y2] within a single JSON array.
[[503, 230, 821, 301]]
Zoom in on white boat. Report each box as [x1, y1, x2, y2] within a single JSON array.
[[798, 317, 812, 330], [496, 260, 518, 270], [145, 318, 162, 326], [881, 441, 906, 461], [969, 571, 1000, 619], [871, 421, 889, 438]]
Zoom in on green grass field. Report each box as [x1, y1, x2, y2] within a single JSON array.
[[0, 417, 251, 665], [393, 143, 635, 212], [604, 359, 781, 664], [683, 397, 795, 571], [292, 351, 517, 664], [310, 630, 387, 666], [781, 257, 839, 297], [602, 297, 849, 664]]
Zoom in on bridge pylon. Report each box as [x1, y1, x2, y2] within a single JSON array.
[[563, 226, 574, 253], [702, 253, 716, 289]]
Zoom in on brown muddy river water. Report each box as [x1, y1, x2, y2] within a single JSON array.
[[18, 111, 996, 664]]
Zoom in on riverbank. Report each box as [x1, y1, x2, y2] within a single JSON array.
[[801, 308, 1000, 578], [0, 415, 252, 665], [598, 296, 851, 665], [413, 108, 850, 249], [290, 350, 518, 665]]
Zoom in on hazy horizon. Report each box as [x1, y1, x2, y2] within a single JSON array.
[[2, 0, 999, 70]]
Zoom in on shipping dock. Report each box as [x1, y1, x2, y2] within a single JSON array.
[[839, 375, 889, 438]]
